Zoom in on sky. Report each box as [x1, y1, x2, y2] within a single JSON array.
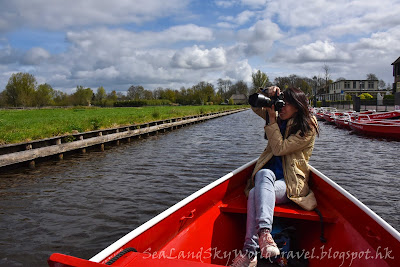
[[1, 0, 400, 94]]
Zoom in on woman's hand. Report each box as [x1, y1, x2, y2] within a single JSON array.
[[265, 86, 280, 97], [265, 105, 276, 124], [262, 86, 280, 124]]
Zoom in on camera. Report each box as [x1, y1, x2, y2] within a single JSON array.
[[248, 88, 285, 111]]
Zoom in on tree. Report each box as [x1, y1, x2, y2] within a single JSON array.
[[378, 80, 386, 90], [107, 90, 118, 102], [95, 86, 107, 106], [322, 64, 331, 94], [192, 81, 215, 104], [72, 86, 93, 106], [274, 75, 312, 95], [35, 83, 54, 107], [153, 87, 164, 99], [229, 80, 249, 96], [274, 76, 291, 89], [5, 72, 37, 107], [217, 78, 232, 102], [0, 90, 7, 107], [366, 73, 378, 81], [127, 85, 145, 100], [143, 90, 154, 100], [251, 70, 270, 94]]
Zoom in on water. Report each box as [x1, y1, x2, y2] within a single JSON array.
[[0, 109, 399, 266]]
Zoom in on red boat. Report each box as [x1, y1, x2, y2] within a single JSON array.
[[48, 160, 400, 267], [334, 113, 354, 130], [349, 119, 400, 140], [356, 111, 400, 121], [322, 112, 343, 124]]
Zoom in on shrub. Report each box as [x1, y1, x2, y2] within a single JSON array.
[[114, 99, 172, 107], [359, 93, 373, 100]]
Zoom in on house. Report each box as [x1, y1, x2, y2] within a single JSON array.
[[392, 56, 400, 93], [318, 80, 387, 101], [229, 94, 247, 104]]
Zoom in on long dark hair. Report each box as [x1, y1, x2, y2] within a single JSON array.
[[282, 88, 319, 137]]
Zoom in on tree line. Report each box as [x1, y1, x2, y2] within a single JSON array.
[[0, 69, 391, 108]]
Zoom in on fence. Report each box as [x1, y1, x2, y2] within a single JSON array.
[[319, 99, 396, 111], [0, 109, 247, 170]]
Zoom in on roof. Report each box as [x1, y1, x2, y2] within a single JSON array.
[[230, 94, 247, 100], [392, 56, 400, 65]]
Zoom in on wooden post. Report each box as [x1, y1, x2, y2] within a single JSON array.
[[79, 136, 86, 153], [115, 129, 120, 146], [28, 160, 35, 169], [25, 144, 35, 168], [55, 139, 64, 159], [98, 132, 105, 151]]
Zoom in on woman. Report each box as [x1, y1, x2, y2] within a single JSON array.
[[231, 87, 319, 267]]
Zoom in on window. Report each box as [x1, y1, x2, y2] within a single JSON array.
[[368, 81, 374, 89], [344, 81, 350, 89], [360, 81, 365, 89], [353, 81, 357, 89]]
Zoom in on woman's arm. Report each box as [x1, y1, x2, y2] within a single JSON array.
[[264, 123, 315, 156], [251, 106, 267, 120]]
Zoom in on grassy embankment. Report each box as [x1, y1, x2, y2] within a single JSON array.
[[0, 105, 247, 145]]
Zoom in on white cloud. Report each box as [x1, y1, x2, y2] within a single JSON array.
[[237, 19, 283, 56], [0, 45, 21, 64], [171, 46, 227, 69], [0, 0, 190, 31], [66, 25, 213, 50], [293, 40, 351, 62], [1, 0, 400, 92], [241, 0, 268, 8], [225, 59, 253, 83], [22, 47, 51, 65], [215, 0, 239, 8]]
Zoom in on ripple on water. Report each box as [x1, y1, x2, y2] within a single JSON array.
[[0, 110, 399, 266]]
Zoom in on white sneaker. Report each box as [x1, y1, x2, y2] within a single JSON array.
[[258, 228, 280, 258], [230, 253, 257, 267]]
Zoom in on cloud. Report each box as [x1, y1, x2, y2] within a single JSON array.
[[0, 45, 21, 64], [2, 0, 400, 92], [237, 19, 283, 56], [22, 47, 51, 65], [241, 0, 268, 8], [66, 24, 213, 50], [0, 0, 190, 31], [293, 40, 351, 62], [224, 59, 253, 83], [171, 45, 227, 69], [215, 0, 239, 8]]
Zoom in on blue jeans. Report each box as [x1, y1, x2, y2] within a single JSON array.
[[243, 169, 290, 253]]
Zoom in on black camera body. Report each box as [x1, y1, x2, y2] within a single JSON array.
[[248, 89, 285, 111]]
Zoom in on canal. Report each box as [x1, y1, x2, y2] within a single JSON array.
[[0, 109, 399, 266]]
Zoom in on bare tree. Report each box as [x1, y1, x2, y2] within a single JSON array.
[[366, 73, 378, 80], [322, 64, 331, 93]]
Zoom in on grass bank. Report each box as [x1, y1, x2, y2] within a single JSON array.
[[0, 105, 247, 145]]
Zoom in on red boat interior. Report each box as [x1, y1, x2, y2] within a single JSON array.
[[48, 163, 399, 267]]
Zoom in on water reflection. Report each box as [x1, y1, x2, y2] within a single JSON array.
[[0, 110, 399, 266]]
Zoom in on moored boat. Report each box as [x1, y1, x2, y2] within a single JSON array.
[[355, 110, 400, 121], [48, 160, 400, 267], [349, 119, 400, 140], [334, 113, 352, 130]]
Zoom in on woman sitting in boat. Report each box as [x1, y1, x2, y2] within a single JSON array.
[[232, 87, 319, 267]]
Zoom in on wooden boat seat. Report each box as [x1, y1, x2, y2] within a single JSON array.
[[219, 192, 336, 223]]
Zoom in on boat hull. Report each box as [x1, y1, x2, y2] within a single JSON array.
[[48, 160, 400, 267], [349, 121, 400, 140]]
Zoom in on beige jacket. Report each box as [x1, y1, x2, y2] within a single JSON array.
[[245, 107, 318, 211]]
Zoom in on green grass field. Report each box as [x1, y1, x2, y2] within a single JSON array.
[[0, 105, 246, 145]]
